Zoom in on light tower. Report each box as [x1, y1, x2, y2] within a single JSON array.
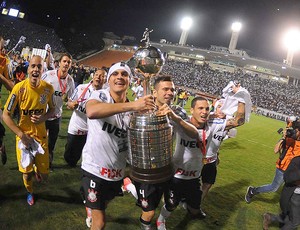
[[283, 28, 300, 67], [229, 22, 242, 52], [179, 17, 192, 46]]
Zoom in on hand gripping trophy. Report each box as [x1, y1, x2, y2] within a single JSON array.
[[127, 30, 173, 184]]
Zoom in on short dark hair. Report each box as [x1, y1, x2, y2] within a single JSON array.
[[59, 52, 72, 62], [191, 96, 208, 108], [153, 75, 173, 89], [292, 120, 300, 130]]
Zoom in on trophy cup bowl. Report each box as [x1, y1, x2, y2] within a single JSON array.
[[128, 46, 174, 184]]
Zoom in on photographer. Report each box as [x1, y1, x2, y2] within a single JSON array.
[[262, 155, 300, 230], [245, 119, 300, 204]]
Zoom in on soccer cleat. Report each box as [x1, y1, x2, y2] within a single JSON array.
[[0, 144, 7, 165], [85, 207, 92, 228], [122, 177, 133, 192], [27, 193, 35, 206], [245, 186, 255, 203], [156, 220, 166, 230], [262, 213, 272, 230]]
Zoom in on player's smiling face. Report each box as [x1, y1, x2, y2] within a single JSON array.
[[190, 100, 209, 125], [28, 56, 43, 87], [92, 69, 106, 90], [108, 70, 130, 93]]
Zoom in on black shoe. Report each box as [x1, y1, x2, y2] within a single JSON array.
[[245, 186, 255, 203], [188, 207, 206, 219], [0, 144, 7, 165]]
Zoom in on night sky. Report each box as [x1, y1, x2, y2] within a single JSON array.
[[10, 0, 300, 65]]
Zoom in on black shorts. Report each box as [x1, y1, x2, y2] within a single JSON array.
[[165, 177, 202, 210], [201, 161, 217, 184], [64, 133, 87, 167], [81, 170, 123, 210], [134, 180, 169, 212]]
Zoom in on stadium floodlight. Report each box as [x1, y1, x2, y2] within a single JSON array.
[[180, 17, 193, 31], [283, 28, 300, 51], [229, 21, 242, 52], [179, 17, 193, 46], [18, 12, 25, 19], [8, 8, 19, 17], [231, 22, 242, 32], [283, 28, 300, 66], [1, 8, 8, 15]]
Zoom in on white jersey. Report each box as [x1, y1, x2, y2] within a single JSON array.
[[67, 82, 98, 135], [134, 85, 144, 99], [206, 117, 227, 162], [81, 88, 131, 181], [42, 69, 75, 120], [173, 121, 209, 180]]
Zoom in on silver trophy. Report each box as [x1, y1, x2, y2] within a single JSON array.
[[127, 30, 173, 184]]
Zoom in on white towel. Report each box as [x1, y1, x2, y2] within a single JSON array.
[[19, 139, 44, 169], [221, 87, 252, 122]]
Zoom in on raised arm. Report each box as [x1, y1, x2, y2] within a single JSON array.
[[225, 101, 245, 130], [86, 95, 156, 119]]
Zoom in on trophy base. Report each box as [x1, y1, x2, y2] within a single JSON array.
[[130, 165, 173, 184]]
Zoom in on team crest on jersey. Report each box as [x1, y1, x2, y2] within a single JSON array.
[[140, 199, 149, 208], [99, 92, 107, 102], [44, 88, 50, 94], [40, 94, 47, 104], [19, 87, 25, 94], [87, 189, 98, 203]]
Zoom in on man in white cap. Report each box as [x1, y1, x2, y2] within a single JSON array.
[[80, 62, 156, 229]]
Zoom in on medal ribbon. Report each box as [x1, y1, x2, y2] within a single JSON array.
[[77, 82, 92, 103], [57, 70, 67, 95]]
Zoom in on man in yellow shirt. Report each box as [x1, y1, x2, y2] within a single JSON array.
[[3, 55, 55, 206]]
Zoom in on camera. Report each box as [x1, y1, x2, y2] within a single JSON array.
[[285, 128, 297, 140]]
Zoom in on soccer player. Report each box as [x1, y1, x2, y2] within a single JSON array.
[[201, 83, 246, 203], [156, 96, 210, 230], [3, 55, 55, 205], [42, 53, 75, 169], [80, 62, 156, 230], [64, 69, 106, 167], [132, 75, 199, 230]]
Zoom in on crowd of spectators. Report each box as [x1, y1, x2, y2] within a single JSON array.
[[0, 15, 66, 54], [1, 16, 299, 118], [161, 59, 300, 117]]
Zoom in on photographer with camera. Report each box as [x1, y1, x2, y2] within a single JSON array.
[[262, 155, 300, 229], [245, 118, 300, 204]]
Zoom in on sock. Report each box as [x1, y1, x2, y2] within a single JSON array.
[[126, 183, 138, 200], [140, 217, 152, 230], [157, 204, 171, 223], [23, 174, 33, 194]]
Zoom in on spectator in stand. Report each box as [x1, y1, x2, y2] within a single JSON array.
[[13, 56, 27, 84], [74, 63, 86, 87]]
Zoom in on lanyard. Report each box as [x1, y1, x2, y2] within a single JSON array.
[[201, 129, 206, 156], [57, 70, 67, 95], [77, 82, 92, 103]]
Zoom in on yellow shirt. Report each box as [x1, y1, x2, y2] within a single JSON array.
[[4, 78, 55, 142]]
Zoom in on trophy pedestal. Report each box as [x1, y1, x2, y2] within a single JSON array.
[[128, 113, 173, 184]]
